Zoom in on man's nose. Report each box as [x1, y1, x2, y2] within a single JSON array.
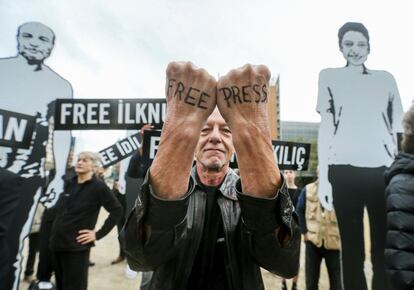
[[208, 126, 221, 144], [29, 39, 40, 47]]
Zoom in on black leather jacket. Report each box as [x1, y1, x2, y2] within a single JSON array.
[[124, 167, 300, 290]]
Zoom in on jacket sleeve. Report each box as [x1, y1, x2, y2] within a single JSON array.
[[237, 175, 301, 278], [126, 151, 142, 178], [385, 173, 414, 290], [95, 183, 123, 240], [123, 171, 192, 271], [296, 188, 308, 234]]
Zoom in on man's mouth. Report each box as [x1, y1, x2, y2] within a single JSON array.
[[205, 148, 224, 152]]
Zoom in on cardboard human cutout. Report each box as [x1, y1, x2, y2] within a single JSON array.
[[0, 22, 72, 290], [316, 22, 404, 290]]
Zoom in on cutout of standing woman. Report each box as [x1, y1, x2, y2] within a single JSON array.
[[316, 22, 404, 290]]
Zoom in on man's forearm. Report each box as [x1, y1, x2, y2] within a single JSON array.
[[232, 122, 281, 198], [149, 62, 217, 199], [150, 120, 201, 199], [217, 64, 280, 198]]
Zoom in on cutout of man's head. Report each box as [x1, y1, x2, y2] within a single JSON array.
[[17, 22, 55, 63]]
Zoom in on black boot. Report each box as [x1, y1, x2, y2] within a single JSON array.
[[281, 281, 288, 290]]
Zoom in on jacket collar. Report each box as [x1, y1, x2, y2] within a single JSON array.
[[67, 172, 98, 185], [190, 165, 239, 200]]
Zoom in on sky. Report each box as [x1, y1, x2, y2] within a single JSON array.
[[1, 0, 414, 151]]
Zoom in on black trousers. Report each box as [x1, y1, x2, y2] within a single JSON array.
[[3, 176, 42, 290], [305, 242, 342, 290], [36, 215, 54, 281], [117, 219, 126, 258], [329, 165, 389, 290], [24, 232, 39, 276], [52, 250, 90, 290]]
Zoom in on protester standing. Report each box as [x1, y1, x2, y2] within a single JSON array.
[[281, 170, 302, 290], [384, 104, 414, 290], [296, 176, 342, 290], [50, 151, 122, 290]]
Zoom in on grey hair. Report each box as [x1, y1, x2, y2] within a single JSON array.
[[402, 103, 414, 154], [78, 151, 102, 169]]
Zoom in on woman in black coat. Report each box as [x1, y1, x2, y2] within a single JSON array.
[[384, 104, 414, 290]]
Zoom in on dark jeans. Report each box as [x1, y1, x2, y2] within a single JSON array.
[[329, 165, 389, 290], [305, 242, 342, 290], [52, 250, 90, 290], [24, 232, 39, 276]]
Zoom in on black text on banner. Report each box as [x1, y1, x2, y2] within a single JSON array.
[[0, 109, 36, 149], [55, 98, 166, 130], [141, 130, 311, 171], [99, 132, 142, 168]]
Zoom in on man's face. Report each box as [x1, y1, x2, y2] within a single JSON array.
[[283, 170, 296, 183], [75, 154, 94, 175], [340, 31, 369, 66], [195, 110, 235, 172], [17, 23, 55, 62]]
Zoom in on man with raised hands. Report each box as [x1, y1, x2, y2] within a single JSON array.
[[125, 62, 300, 290]]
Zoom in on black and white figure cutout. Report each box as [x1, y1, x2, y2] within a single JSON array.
[[0, 22, 72, 290], [316, 22, 404, 290]]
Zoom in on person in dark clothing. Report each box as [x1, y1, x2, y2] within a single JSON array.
[[296, 178, 342, 290], [50, 151, 122, 290], [124, 62, 301, 290], [35, 207, 56, 283], [385, 104, 414, 290], [124, 124, 155, 290], [281, 170, 302, 290], [111, 179, 127, 264], [126, 124, 154, 179], [0, 168, 22, 290]]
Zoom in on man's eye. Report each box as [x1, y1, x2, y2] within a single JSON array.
[[222, 128, 232, 134], [21, 33, 32, 38], [39, 36, 51, 42]]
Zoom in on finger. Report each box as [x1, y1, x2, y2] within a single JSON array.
[[80, 238, 93, 245], [78, 229, 90, 234], [76, 234, 87, 241], [253, 64, 271, 82], [77, 235, 91, 242]]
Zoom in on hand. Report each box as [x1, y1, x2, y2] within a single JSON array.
[[217, 64, 279, 197], [318, 179, 334, 211], [140, 123, 154, 137], [149, 62, 217, 199], [217, 64, 271, 131], [164, 61, 217, 128], [76, 229, 96, 245]]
